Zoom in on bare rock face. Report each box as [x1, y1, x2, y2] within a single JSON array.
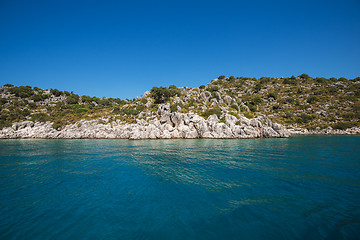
[[142, 91, 151, 98], [0, 104, 292, 139], [223, 95, 234, 105]]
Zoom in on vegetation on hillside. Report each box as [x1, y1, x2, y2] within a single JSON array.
[[1, 73, 359, 131]]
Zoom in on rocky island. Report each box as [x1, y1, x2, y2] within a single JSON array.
[[1, 74, 359, 139]]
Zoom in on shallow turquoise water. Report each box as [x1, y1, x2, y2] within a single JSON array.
[[0, 136, 360, 240]]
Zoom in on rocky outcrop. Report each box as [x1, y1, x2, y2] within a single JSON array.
[[288, 126, 360, 135], [0, 104, 291, 139]]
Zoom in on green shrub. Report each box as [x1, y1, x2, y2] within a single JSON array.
[[283, 111, 293, 119], [211, 92, 220, 100], [112, 107, 121, 114], [67, 94, 80, 104], [353, 102, 360, 112], [0, 113, 9, 121], [244, 112, 254, 119], [230, 104, 239, 111], [188, 99, 195, 107], [332, 122, 357, 130], [296, 114, 314, 124], [0, 98, 7, 105], [81, 95, 93, 103], [272, 104, 280, 110], [251, 97, 262, 105], [219, 117, 226, 123], [0, 115, 11, 130], [75, 108, 88, 114], [342, 112, 360, 120], [28, 102, 37, 109], [286, 97, 294, 103], [9, 86, 34, 98], [52, 122, 63, 131], [228, 76, 236, 82], [307, 96, 317, 104], [150, 86, 181, 104], [298, 73, 311, 80], [122, 107, 140, 116], [229, 112, 237, 117], [218, 75, 225, 80], [207, 86, 219, 92], [0, 120, 11, 129], [315, 77, 327, 83], [254, 83, 261, 92], [21, 109, 31, 117], [136, 105, 145, 112], [170, 103, 182, 112], [50, 88, 62, 97], [259, 77, 270, 84], [267, 92, 277, 99], [30, 94, 46, 102], [283, 78, 297, 85], [247, 104, 257, 112], [98, 98, 111, 106], [31, 113, 48, 122], [201, 108, 222, 119]]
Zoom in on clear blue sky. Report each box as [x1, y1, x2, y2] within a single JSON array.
[[1, 0, 359, 99]]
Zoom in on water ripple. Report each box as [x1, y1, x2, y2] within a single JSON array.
[[0, 137, 360, 239]]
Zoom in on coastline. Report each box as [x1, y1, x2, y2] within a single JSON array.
[[1, 104, 290, 140], [1, 117, 358, 140], [1, 104, 358, 140], [1, 131, 359, 140], [288, 127, 360, 135]]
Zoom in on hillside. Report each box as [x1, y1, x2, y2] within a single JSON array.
[[1, 74, 359, 133]]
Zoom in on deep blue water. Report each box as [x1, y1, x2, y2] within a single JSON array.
[[0, 136, 360, 240]]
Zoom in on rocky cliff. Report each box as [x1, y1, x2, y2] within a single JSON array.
[[0, 103, 290, 139]]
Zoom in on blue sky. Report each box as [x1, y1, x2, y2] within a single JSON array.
[[0, 0, 359, 99]]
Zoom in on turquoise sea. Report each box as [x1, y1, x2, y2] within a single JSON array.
[[0, 136, 360, 240]]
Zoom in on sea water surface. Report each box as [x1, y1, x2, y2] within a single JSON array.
[[0, 136, 360, 240]]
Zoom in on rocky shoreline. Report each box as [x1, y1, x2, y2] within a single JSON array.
[[1, 103, 359, 140], [0, 104, 292, 139], [288, 127, 360, 135]]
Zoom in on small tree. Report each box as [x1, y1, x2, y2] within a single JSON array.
[[267, 92, 277, 100], [67, 94, 80, 104], [150, 86, 178, 104], [228, 76, 236, 82], [254, 83, 261, 92], [259, 77, 270, 84], [50, 88, 62, 97], [307, 96, 317, 104], [298, 73, 311, 80]]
